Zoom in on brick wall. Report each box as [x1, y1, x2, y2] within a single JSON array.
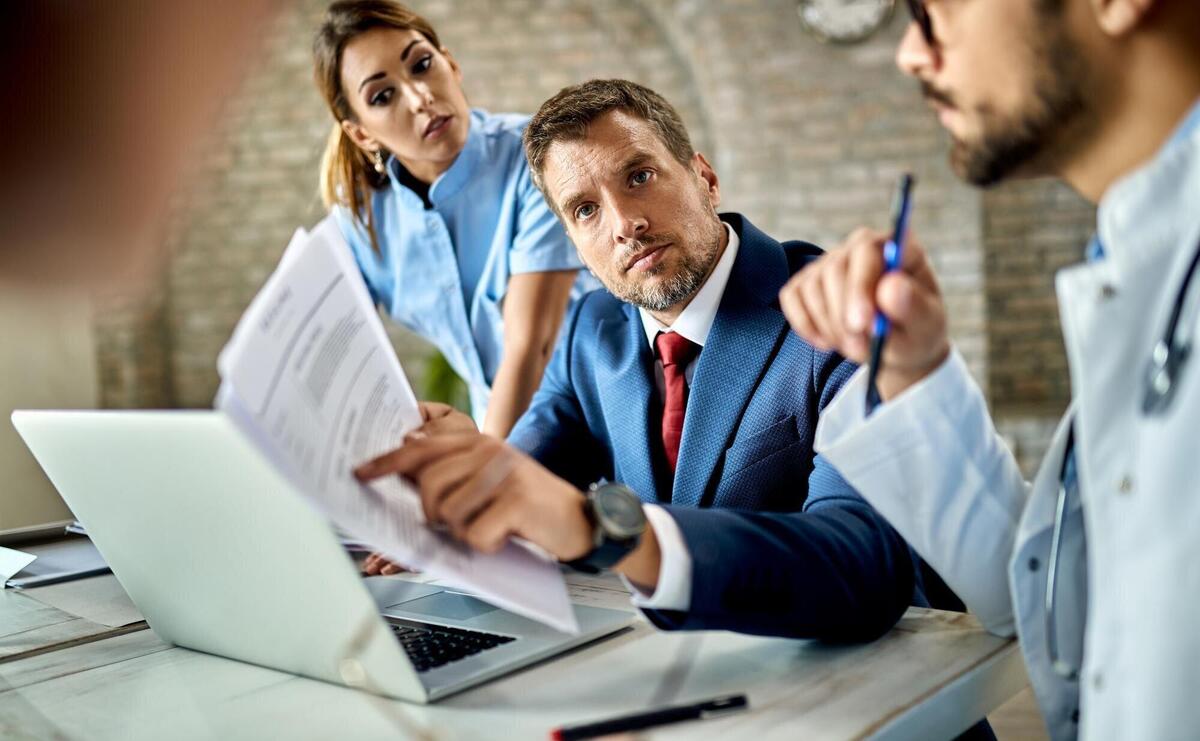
[[95, 0, 1095, 474], [984, 179, 1095, 413]]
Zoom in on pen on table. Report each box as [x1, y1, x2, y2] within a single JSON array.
[[6, 565, 112, 590], [550, 693, 748, 741], [864, 173, 916, 416]]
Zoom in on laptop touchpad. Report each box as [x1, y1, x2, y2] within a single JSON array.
[[391, 592, 499, 621]]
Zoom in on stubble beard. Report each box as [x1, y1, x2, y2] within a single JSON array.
[[946, 27, 1089, 186], [611, 217, 723, 313]]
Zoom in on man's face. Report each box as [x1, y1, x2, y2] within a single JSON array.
[[897, 0, 1093, 185], [541, 109, 726, 312]]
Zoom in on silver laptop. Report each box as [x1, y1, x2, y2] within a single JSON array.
[[11, 410, 633, 703]]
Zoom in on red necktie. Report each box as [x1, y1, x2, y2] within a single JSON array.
[[655, 332, 700, 473]]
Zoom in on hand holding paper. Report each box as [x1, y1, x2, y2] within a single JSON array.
[[216, 216, 577, 633], [355, 432, 595, 562]]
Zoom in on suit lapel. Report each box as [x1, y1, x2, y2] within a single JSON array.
[[671, 216, 792, 507], [594, 303, 664, 503]]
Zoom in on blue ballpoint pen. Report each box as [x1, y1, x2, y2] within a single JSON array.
[[864, 173, 915, 415]]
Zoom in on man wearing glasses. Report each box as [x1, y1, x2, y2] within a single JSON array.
[[781, 0, 1200, 738]]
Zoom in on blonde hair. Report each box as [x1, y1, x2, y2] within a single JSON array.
[[313, 0, 442, 249]]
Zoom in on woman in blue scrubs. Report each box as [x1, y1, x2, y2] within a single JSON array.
[[313, 0, 589, 437]]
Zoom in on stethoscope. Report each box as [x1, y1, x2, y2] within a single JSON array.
[[1045, 236, 1200, 679], [1143, 237, 1200, 414]]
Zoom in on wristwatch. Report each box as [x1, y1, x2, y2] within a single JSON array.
[[564, 482, 646, 573]]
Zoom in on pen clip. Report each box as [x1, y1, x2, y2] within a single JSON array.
[[698, 695, 749, 719]]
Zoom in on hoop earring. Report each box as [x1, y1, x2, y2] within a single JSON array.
[[372, 149, 387, 175]]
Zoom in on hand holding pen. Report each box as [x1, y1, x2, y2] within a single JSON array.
[[778, 173, 952, 405], [864, 174, 915, 414]]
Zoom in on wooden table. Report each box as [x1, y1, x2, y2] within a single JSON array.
[[0, 572, 1025, 741], [0, 576, 145, 664]]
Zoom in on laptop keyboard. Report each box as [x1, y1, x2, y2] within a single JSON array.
[[388, 619, 516, 673]]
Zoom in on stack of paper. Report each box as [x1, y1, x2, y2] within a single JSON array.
[[216, 217, 577, 634]]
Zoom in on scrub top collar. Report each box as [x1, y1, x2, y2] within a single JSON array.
[[385, 109, 486, 211]]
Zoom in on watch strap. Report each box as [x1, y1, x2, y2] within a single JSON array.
[[563, 483, 643, 573], [564, 537, 633, 574]]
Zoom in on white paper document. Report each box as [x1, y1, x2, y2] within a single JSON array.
[[0, 546, 37, 585], [216, 216, 577, 634]]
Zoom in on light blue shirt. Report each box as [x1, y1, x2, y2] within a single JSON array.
[[334, 109, 593, 423]]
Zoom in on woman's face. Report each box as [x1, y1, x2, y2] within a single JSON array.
[[339, 27, 471, 183]]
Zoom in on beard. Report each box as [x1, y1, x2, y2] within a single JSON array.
[[606, 219, 724, 313], [929, 27, 1089, 186]]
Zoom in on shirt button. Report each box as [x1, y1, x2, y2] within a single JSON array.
[[1071, 709, 1080, 724], [1098, 284, 1117, 300], [1028, 557, 1041, 571], [1118, 476, 1133, 494], [1092, 672, 1104, 691]]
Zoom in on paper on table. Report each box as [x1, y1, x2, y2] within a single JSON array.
[[217, 216, 577, 634], [563, 570, 638, 613], [0, 547, 36, 585], [4, 537, 110, 589]]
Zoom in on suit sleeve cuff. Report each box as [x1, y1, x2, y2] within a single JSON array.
[[621, 504, 692, 611]]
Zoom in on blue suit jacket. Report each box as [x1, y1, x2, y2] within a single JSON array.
[[509, 214, 915, 642]]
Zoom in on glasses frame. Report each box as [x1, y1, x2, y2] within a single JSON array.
[[904, 0, 936, 46]]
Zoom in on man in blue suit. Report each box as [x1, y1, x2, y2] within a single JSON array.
[[356, 79, 918, 642]]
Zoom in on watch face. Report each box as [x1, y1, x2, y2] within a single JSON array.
[[593, 486, 644, 539], [798, 0, 895, 44]]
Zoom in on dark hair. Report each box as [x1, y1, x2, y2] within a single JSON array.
[[313, 0, 443, 247], [523, 79, 695, 209]]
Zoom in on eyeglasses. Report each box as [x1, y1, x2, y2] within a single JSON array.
[[904, 0, 936, 46]]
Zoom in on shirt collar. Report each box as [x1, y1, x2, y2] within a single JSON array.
[[386, 108, 485, 209], [639, 221, 739, 349], [1096, 96, 1200, 276], [430, 108, 485, 204], [1168, 96, 1200, 148]]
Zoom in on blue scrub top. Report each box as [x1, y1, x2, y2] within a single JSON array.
[[334, 109, 595, 424]]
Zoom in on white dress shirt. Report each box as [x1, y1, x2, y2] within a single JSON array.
[[625, 222, 740, 611]]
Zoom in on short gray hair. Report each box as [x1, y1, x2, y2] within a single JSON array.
[[523, 79, 695, 206]]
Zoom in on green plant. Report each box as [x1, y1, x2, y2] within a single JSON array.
[[420, 351, 470, 413]]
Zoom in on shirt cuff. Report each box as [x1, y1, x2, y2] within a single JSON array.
[[815, 348, 975, 476], [622, 504, 692, 612], [813, 348, 1028, 635]]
